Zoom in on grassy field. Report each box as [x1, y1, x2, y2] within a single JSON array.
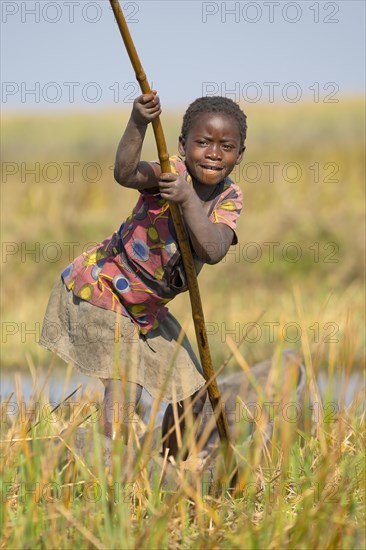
[[2, 99, 364, 368], [1, 99, 365, 548]]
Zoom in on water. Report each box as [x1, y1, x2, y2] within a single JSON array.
[[1, 366, 364, 427], [0, 367, 164, 425]]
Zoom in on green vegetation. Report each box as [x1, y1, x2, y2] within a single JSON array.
[[1, 346, 364, 549], [1, 99, 365, 548]]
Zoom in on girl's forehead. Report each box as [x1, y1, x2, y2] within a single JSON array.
[[189, 112, 240, 138]]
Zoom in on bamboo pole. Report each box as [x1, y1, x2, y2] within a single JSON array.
[[109, 0, 234, 462]]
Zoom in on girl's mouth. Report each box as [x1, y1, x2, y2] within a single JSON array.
[[200, 164, 223, 172]]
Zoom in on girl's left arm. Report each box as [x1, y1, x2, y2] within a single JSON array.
[[158, 174, 234, 264]]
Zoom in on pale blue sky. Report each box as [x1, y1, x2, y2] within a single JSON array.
[[1, 0, 365, 110]]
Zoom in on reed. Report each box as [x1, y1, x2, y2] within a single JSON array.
[[1, 340, 364, 549], [1, 99, 364, 547]]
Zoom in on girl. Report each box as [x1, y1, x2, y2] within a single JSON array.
[[39, 92, 247, 458]]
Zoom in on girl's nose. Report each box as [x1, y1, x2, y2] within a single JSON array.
[[206, 144, 222, 160]]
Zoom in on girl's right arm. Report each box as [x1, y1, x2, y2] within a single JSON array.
[[114, 92, 162, 190]]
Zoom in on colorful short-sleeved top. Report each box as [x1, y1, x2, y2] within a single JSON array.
[[62, 156, 243, 333]]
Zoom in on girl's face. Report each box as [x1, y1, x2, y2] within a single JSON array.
[[178, 112, 244, 187]]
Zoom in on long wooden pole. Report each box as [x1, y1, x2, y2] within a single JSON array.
[[109, 0, 234, 459]]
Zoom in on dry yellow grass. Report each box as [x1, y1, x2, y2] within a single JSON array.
[[1, 99, 365, 548]]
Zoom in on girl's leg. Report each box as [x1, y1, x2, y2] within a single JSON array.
[[162, 389, 207, 459], [101, 379, 142, 440]]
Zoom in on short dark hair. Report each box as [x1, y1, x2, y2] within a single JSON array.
[[181, 96, 247, 148]]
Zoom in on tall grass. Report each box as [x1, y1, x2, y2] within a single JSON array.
[[1, 343, 364, 549], [1, 99, 364, 369], [1, 99, 365, 548]]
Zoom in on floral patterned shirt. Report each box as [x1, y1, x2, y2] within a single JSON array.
[[61, 156, 243, 333]]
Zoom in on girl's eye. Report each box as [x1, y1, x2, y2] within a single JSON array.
[[222, 144, 233, 150], [196, 139, 207, 146]]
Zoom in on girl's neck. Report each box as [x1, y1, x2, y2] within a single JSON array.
[[193, 179, 223, 202]]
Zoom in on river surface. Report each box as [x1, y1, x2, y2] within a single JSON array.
[[1, 367, 364, 427]]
